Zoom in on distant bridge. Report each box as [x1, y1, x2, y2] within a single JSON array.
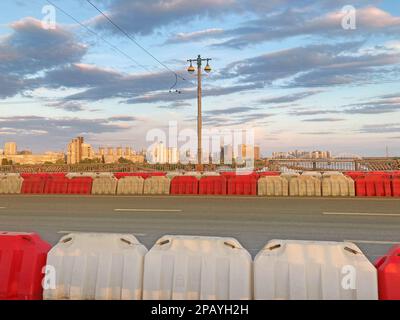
[[0, 158, 398, 173]]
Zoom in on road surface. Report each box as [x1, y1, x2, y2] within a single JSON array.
[[0, 195, 399, 261]]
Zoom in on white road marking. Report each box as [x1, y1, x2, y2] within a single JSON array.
[[345, 240, 400, 245], [323, 212, 400, 217], [57, 230, 147, 236], [114, 208, 182, 213]]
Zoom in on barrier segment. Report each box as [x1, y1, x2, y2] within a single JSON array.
[[322, 175, 355, 197], [170, 176, 199, 195], [0, 232, 51, 300], [143, 176, 170, 195], [0, 175, 23, 194], [67, 177, 92, 195], [254, 240, 378, 300], [114, 172, 166, 180], [91, 176, 118, 195], [21, 175, 46, 194], [143, 236, 252, 300], [355, 174, 392, 197], [199, 176, 227, 195], [258, 176, 288, 196], [227, 175, 257, 196], [289, 175, 322, 197], [44, 176, 69, 194], [392, 174, 400, 197], [44, 233, 147, 300], [375, 245, 400, 300], [117, 176, 144, 195]]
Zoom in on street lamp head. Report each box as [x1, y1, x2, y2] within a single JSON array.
[[187, 61, 195, 74], [204, 63, 212, 73]]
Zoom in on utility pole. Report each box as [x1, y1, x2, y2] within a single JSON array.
[[187, 55, 212, 166]]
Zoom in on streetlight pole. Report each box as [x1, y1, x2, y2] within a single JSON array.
[[187, 55, 212, 166]]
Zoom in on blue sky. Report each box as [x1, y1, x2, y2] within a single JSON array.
[[0, 0, 399, 156]]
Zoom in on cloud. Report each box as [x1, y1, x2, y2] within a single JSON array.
[[257, 90, 322, 104], [221, 42, 400, 88], [302, 117, 345, 122], [342, 93, 400, 114], [0, 74, 26, 99], [46, 101, 85, 112], [108, 115, 137, 121], [360, 123, 400, 134], [158, 101, 192, 109], [214, 6, 400, 48], [125, 82, 264, 104], [0, 17, 87, 75], [205, 106, 259, 115], [166, 28, 225, 44], [289, 109, 336, 116], [0, 17, 87, 99], [299, 131, 336, 135], [201, 112, 274, 127], [92, 0, 236, 36]]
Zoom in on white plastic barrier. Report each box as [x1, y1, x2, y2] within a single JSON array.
[[322, 175, 355, 197], [143, 176, 170, 195], [254, 240, 378, 300], [117, 176, 144, 195], [143, 236, 253, 300], [302, 171, 322, 178], [322, 171, 343, 177], [258, 176, 288, 196], [91, 176, 118, 195], [289, 175, 322, 196], [44, 233, 147, 300], [0, 175, 23, 194], [280, 172, 300, 182]]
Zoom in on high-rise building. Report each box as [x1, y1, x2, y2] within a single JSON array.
[[81, 143, 93, 160], [4, 142, 17, 155], [67, 137, 84, 164], [254, 146, 261, 160], [223, 145, 233, 164]]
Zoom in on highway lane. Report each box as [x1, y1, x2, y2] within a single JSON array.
[[0, 195, 399, 261]]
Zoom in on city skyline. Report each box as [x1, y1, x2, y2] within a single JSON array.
[[0, 1, 400, 156]]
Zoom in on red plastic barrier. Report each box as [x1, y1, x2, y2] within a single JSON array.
[[114, 172, 166, 179], [21, 176, 46, 194], [355, 174, 392, 197], [344, 171, 365, 180], [44, 176, 69, 194], [392, 175, 400, 197], [258, 172, 280, 177], [199, 176, 227, 195], [67, 177, 92, 195], [20, 173, 66, 179], [0, 232, 51, 300], [227, 175, 257, 195], [375, 245, 400, 300], [170, 176, 199, 195]]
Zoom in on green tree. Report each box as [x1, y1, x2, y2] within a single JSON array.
[[118, 157, 133, 164]]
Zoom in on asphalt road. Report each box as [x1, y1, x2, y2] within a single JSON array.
[[0, 195, 399, 262]]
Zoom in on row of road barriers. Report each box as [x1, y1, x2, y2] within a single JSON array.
[[0, 232, 399, 300], [0, 171, 399, 197]]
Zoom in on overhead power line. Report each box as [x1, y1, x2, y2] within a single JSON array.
[[45, 0, 151, 73], [84, 0, 187, 83]]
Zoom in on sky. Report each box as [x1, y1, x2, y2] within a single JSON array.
[[0, 0, 399, 157]]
